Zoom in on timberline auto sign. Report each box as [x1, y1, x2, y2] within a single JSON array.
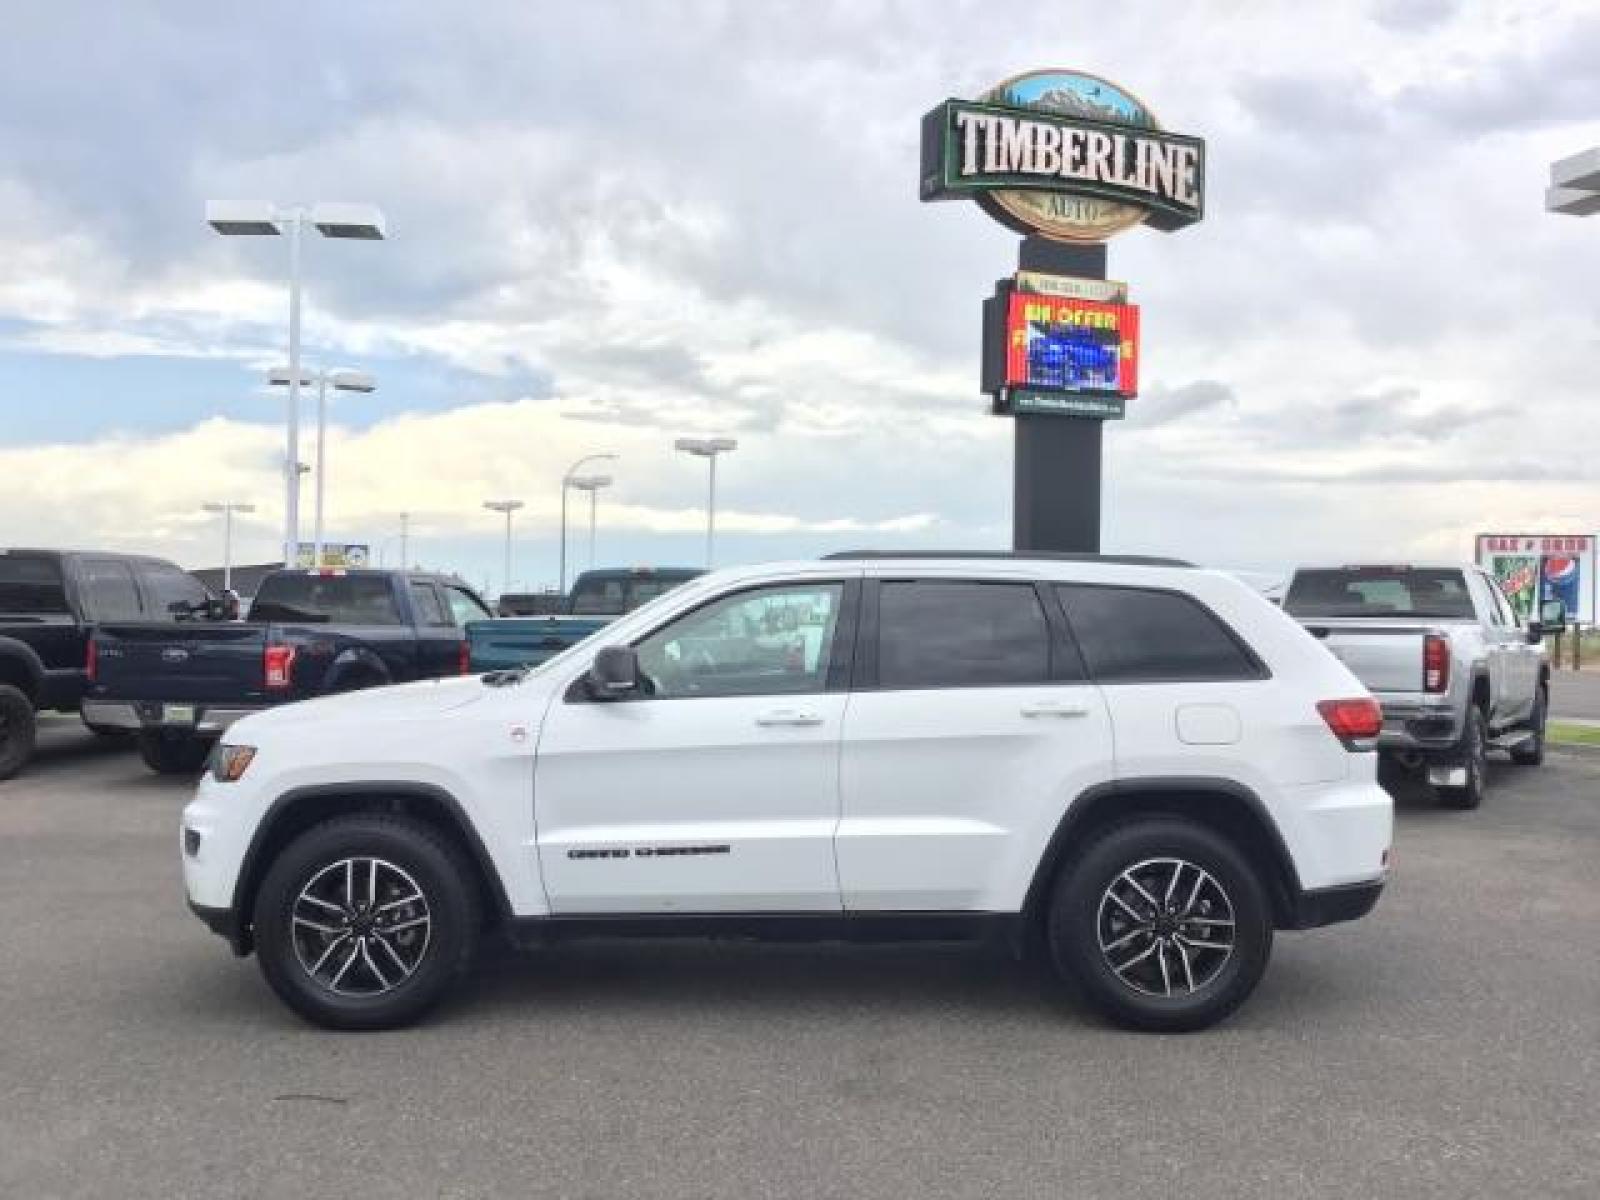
[[921, 70, 1205, 242]]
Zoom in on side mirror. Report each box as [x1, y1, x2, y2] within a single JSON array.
[[587, 645, 641, 699], [1540, 599, 1567, 627]]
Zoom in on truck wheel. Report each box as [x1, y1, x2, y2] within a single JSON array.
[[252, 814, 480, 1030], [1046, 816, 1273, 1033], [1436, 705, 1488, 809], [136, 731, 211, 775], [1509, 686, 1547, 767], [0, 684, 38, 781]]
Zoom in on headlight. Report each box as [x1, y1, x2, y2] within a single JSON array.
[[212, 744, 257, 783]]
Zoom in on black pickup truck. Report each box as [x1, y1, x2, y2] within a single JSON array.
[[85, 568, 493, 774], [0, 548, 219, 779]]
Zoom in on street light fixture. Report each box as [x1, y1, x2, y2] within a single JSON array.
[[268, 366, 376, 567], [559, 453, 618, 593], [675, 437, 738, 567], [567, 475, 613, 570], [483, 500, 525, 600], [200, 502, 256, 591], [207, 199, 385, 564], [1546, 147, 1600, 216]]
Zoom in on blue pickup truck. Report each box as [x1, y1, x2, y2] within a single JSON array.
[[84, 568, 493, 773], [467, 567, 702, 672]]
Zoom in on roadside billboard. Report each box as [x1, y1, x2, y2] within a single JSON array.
[[1475, 534, 1595, 624], [295, 543, 371, 569]]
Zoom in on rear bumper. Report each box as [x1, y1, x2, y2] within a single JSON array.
[[1285, 878, 1385, 929], [1375, 697, 1462, 753], [82, 700, 264, 735]]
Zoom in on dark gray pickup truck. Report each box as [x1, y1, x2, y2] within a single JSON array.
[[84, 568, 493, 774], [0, 548, 217, 779]]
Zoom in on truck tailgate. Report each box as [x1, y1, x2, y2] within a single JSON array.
[[466, 616, 609, 671], [1300, 623, 1428, 694], [95, 623, 268, 703]]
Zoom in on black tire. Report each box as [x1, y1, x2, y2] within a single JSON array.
[[0, 684, 38, 781], [1046, 816, 1273, 1033], [252, 814, 480, 1030], [1436, 705, 1488, 808], [1509, 685, 1547, 767], [136, 731, 212, 775]]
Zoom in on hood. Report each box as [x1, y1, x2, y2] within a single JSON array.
[[234, 674, 495, 735]]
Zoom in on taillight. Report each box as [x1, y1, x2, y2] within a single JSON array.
[[1318, 697, 1383, 749], [1422, 634, 1449, 693], [264, 644, 297, 690], [457, 640, 471, 675], [86, 637, 98, 683]]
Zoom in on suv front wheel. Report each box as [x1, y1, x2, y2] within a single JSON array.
[[1047, 817, 1273, 1032], [253, 815, 480, 1030]]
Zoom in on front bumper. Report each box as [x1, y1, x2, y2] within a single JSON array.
[[82, 700, 264, 736]]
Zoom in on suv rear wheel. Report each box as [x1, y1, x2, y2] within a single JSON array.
[[252, 814, 480, 1030], [1047, 816, 1273, 1032]]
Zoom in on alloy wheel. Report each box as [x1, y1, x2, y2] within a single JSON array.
[[291, 857, 432, 997], [1096, 857, 1235, 998]]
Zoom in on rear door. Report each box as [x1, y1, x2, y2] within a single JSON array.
[[836, 576, 1113, 912]]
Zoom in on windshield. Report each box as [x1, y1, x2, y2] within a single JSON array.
[[1284, 568, 1475, 619]]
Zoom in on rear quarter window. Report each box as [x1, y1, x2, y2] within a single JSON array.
[[1057, 584, 1264, 683]]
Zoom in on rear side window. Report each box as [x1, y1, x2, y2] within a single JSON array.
[[79, 559, 144, 621], [1058, 585, 1261, 683], [877, 581, 1050, 689], [409, 582, 451, 627], [249, 575, 402, 625], [0, 554, 68, 614], [138, 563, 209, 618]]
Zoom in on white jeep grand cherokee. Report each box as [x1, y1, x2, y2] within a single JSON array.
[[182, 553, 1391, 1032]]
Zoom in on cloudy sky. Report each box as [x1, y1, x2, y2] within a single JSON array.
[[1, 0, 1596, 594]]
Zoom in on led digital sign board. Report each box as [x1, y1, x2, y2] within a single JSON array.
[[983, 277, 1139, 420]]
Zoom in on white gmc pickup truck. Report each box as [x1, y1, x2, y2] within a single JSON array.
[[182, 554, 1392, 1033], [1283, 564, 1558, 809]]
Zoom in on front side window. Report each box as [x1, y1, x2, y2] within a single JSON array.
[[138, 563, 209, 618], [1059, 585, 1260, 683], [634, 582, 845, 699], [409, 582, 450, 626], [876, 581, 1050, 689], [79, 559, 143, 621], [445, 586, 493, 625]]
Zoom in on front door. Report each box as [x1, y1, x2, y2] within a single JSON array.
[[534, 576, 858, 914]]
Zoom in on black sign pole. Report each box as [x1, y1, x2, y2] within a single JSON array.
[[1012, 236, 1108, 555]]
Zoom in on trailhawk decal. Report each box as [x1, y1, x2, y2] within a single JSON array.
[[566, 845, 732, 861]]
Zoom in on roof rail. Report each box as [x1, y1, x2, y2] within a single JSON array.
[[820, 550, 1195, 568]]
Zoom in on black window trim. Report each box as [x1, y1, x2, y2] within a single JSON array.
[[1054, 581, 1272, 685], [853, 576, 1083, 693], [565, 576, 862, 704]]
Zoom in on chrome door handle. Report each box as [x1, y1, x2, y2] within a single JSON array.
[[1020, 701, 1091, 719], [755, 709, 825, 727]]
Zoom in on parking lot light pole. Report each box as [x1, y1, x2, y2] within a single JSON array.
[[674, 437, 738, 567], [200, 502, 256, 591], [483, 500, 524, 600], [208, 200, 385, 563], [399, 512, 410, 569], [567, 475, 613, 570], [1546, 147, 1600, 216], [269, 367, 375, 568], [559, 453, 618, 594]]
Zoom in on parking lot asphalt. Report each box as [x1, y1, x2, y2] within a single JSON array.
[[2, 717, 1598, 1200], [1550, 669, 1600, 720]]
